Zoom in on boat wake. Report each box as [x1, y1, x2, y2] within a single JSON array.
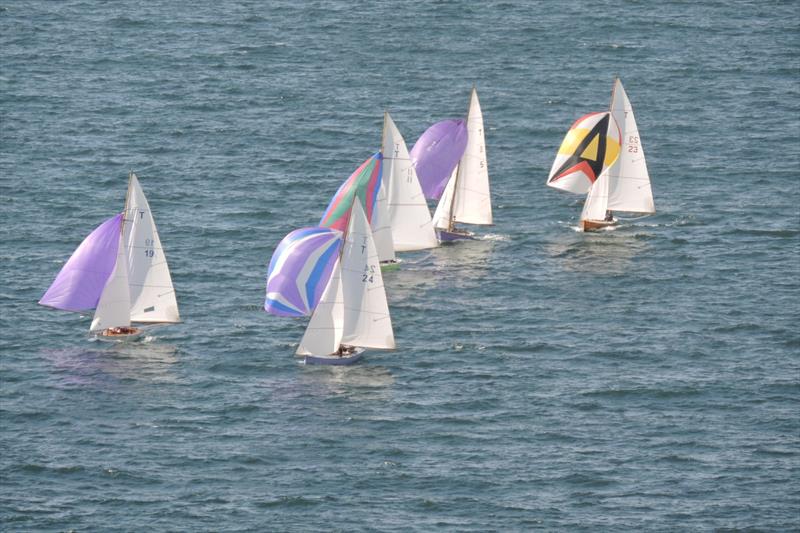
[[476, 233, 510, 241], [571, 224, 617, 233]]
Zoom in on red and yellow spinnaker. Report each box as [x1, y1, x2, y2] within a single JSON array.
[[319, 152, 383, 232], [546, 112, 621, 195]]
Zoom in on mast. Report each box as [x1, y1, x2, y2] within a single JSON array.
[[124, 170, 133, 219], [606, 81, 616, 219], [381, 111, 388, 153], [446, 86, 474, 232]]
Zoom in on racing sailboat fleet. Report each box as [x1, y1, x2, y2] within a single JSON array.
[[40, 80, 655, 364]]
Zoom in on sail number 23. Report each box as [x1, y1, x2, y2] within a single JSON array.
[[627, 135, 639, 153]]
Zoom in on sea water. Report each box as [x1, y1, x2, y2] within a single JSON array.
[[1, 1, 798, 530]]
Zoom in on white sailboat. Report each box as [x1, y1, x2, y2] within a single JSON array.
[[432, 87, 493, 241], [547, 78, 655, 231], [297, 199, 395, 365], [40, 172, 180, 339], [381, 111, 439, 253]]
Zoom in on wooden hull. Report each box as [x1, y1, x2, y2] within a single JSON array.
[[304, 347, 366, 366], [436, 228, 475, 242], [94, 326, 144, 342], [581, 218, 617, 232]]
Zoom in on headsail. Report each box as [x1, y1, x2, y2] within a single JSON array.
[[339, 200, 394, 350], [372, 179, 397, 262], [90, 233, 132, 332], [296, 257, 344, 356], [547, 111, 621, 195], [39, 213, 124, 312], [606, 79, 655, 214], [382, 112, 438, 251], [409, 119, 468, 200], [432, 167, 458, 231], [580, 165, 612, 224], [319, 153, 383, 232], [123, 173, 180, 323], [265, 227, 343, 317]]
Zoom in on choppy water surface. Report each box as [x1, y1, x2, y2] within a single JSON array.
[[1, 1, 798, 530]]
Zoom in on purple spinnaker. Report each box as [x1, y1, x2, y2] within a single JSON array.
[[409, 119, 468, 199], [265, 227, 342, 317], [39, 213, 123, 312]]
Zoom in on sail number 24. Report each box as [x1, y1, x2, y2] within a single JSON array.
[[362, 265, 376, 283]]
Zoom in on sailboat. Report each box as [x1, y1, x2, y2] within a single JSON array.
[[431, 87, 493, 241], [547, 78, 655, 231], [265, 199, 395, 365], [381, 111, 439, 252], [39, 172, 180, 339]]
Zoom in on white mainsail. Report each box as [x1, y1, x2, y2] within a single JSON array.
[[605, 79, 655, 214], [382, 112, 438, 251], [371, 181, 397, 263], [123, 173, 180, 323], [296, 259, 344, 356], [340, 200, 395, 349], [90, 233, 132, 332], [451, 87, 492, 225]]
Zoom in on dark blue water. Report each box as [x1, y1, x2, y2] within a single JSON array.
[[2, 1, 799, 530]]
